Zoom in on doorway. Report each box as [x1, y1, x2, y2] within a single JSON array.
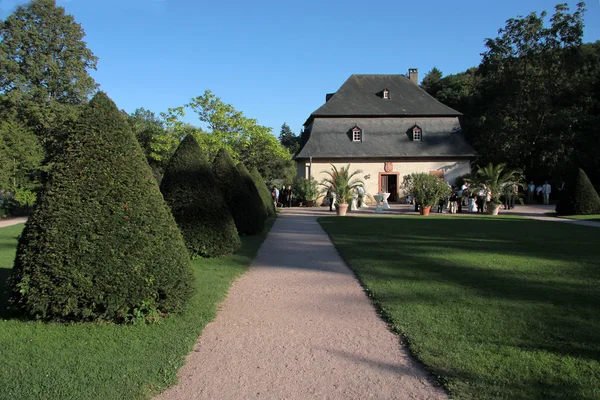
[[380, 174, 398, 202]]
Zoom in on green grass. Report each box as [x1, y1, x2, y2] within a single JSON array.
[[0, 217, 275, 400], [545, 212, 600, 222], [319, 215, 600, 400]]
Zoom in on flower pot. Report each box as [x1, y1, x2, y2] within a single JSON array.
[[487, 202, 501, 215], [306, 200, 314, 207], [336, 203, 349, 216], [420, 206, 431, 216]]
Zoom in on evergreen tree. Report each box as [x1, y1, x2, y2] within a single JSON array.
[[236, 163, 268, 223], [8, 92, 194, 322], [278, 123, 300, 154], [556, 168, 600, 215], [212, 148, 265, 235], [161, 135, 240, 257], [420, 66, 443, 91], [250, 167, 276, 217]]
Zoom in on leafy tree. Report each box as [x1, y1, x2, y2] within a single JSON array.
[[250, 167, 276, 217], [556, 168, 600, 215], [8, 92, 194, 322], [160, 135, 240, 257], [237, 163, 268, 222], [420, 67, 443, 92], [0, 0, 98, 152], [278, 123, 300, 154], [212, 148, 265, 235]]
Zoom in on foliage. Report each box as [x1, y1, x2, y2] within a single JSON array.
[[278, 122, 300, 154], [0, 218, 275, 399], [160, 135, 240, 257], [0, 0, 98, 154], [402, 173, 451, 208], [420, 66, 442, 92], [7, 92, 195, 322], [319, 164, 364, 204], [212, 148, 265, 235], [473, 162, 525, 205], [321, 216, 600, 400], [236, 162, 268, 225], [249, 167, 276, 217], [556, 168, 600, 215], [294, 177, 319, 204]]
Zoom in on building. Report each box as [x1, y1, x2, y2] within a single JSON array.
[[294, 69, 476, 202]]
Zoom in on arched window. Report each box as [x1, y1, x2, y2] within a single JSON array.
[[412, 126, 422, 141]]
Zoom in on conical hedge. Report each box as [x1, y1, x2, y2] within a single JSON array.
[[556, 168, 600, 215], [237, 163, 269, 223], [160, 135, 240, 257], [8, 92, 195, 322], [212, 149, 265, 235], [250, 167, 276, 217]]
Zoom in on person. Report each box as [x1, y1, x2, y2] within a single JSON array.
[[477, 186, 486, 213], [280, 186, 288, 208], [357, 186, 368, 208], [449, 189, 458, 214], [535, 184, 543, 204], [542, 181, 551, 205], [286, 185, 294, 208], [457, 186, 463, 213], [527, 181, 535, 204], [326, 187, 334, 211], [468, 193, 476, 212], [437, 197, 445, 213]]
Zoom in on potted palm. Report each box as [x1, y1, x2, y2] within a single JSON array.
[[302, 178, 319, 207], [402, 173, 451, 215], [320, 164, 364, 216], [473, 162, 524, 215]]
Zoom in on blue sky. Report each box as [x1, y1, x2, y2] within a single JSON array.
[[2, 0, 600, 135]]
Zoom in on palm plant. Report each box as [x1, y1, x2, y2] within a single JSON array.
[[474, 162, 524, 205], [319, 164, 364, 204]]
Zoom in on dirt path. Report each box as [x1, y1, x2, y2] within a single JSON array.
[[0, 217, 27, 228], [155, 209, 447, 400]]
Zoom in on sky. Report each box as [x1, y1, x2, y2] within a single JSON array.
[[1, 0, 599, 135]]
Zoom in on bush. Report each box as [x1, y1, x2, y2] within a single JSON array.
[[160, 135, 240, 257], [237, 163, 268, 223], [250, 167, 276, 217], [402, 173, 451, 208], [212, 149, 265, 235], [556, 168, 600, 215], [8, 92, 195, 323]]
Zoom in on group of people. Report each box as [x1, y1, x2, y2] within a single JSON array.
[[271, 185, 293, 208], [527, 181, 555, 205]]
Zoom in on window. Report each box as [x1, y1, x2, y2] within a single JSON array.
[[383, 89, 389, 99], [352, 127, 362, 142], [412, 126, 422, 141]]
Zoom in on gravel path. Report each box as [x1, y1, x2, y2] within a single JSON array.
[[0, 217, 27, 228], [155, 209, 447, 400]]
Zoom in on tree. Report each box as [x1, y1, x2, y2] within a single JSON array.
[[556, 168, 600, 215], [0, 0, 98, 152], [8, 92, 194, 322], [237, 163, 268, 223], [473, 162, 525, 208], [160, 135, 240, 257], [420, 67, 443, 92], [278, 123, 300, 154], [319, 164, 364, 204], [212, 148, 265, 235], [250, 167, 276, 217]]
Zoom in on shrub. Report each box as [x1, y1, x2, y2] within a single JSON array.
[[8, 92, 195, 323], [237, 163, 268, 223], [250, 167, 276, 217], [160, 135, 240, 257], [402, 173, 451, 208], [212, 149, 265, 235], [556, 168, 600, 215]]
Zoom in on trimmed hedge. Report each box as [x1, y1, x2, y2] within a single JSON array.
[[8, 92, 195, 323], [212, 149, 265, 235], [250, 167, 276, 217], [160, 135, 240, 258], [237, 163, 269, 224], [556, 168, 600, 215]]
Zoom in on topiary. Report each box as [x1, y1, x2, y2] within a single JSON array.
[[160, 135, 240, 258], [212, 149, 265, 235], [250, 167, 276, 217], [8, 92, 195, 323], [237, 163, 268, 223], [556, 168, 600, 215]]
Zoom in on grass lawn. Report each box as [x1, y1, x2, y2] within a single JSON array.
[[319, 215, 600, 400], [545, 212, 600, 222], [0, 218, 275, 400]]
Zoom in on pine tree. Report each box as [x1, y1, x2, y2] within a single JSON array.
[[8, 92, 194, 322], [556, 168, 600, 215], [212, 148, 265, 235], [250, 167, 276, 217], [161, 135, 240, 257]]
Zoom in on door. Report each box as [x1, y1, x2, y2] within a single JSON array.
[[380, 174, 398, 202]]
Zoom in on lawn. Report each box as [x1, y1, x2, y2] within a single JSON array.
[[0, 218, 275, 400], [319, 215, 600, 400]]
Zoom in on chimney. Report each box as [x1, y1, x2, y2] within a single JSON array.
[[325, 93, 335, 102], [408, 68, 418, 85]]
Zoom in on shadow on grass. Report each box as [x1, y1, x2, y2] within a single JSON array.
[[0, 267, 15, 319]]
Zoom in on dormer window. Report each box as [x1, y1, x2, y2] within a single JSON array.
[[383, 89, 389, 99], [412, 126, 422, 141], [352, 126, 362, 142]]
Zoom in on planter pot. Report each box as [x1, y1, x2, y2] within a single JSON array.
[[336, 203, 349, 216], [420, 206, 432, 216], [487, 202, 501, 215], [306, 200, 314, 207]]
